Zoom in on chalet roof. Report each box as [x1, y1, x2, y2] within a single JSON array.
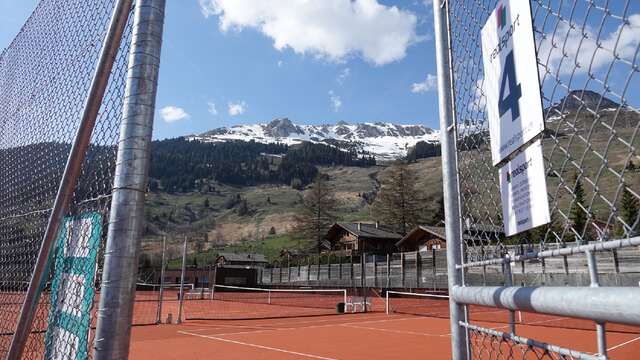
[[326, 222, 402, 241], [396, 225, 446, 247], [217, 252, 268, 263]]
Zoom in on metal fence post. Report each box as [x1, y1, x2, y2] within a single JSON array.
[[416, 251, 421, 289], [400, 252, 405, 287], [433, 0, 468, 358], [373, 255, 378, 287], [7, 1, 135, 359], [586, 250, 607, 357], [432, 249, 437, 290], [361, 253, 366, 288], [156, 236, 167, 324], [177, 236, 187, 324], [92, 1, 165, 357], [386, 254, 391, 289]]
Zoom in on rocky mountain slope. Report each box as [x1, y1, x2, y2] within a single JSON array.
[[186, 119, 439, 160]]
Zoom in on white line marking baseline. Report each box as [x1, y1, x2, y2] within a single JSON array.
[[178, 330, 338, 360], [607, 336, 640, 352]]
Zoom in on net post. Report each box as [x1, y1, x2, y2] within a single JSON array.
[[385, 290, 389, 314], [6, 1, 135, 359], [432, 0, 468, 358], [157, 235, 167, 324], [177, 236, 187, 324]]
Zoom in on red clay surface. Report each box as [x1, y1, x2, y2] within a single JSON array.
[[129, 300, 640, 360]]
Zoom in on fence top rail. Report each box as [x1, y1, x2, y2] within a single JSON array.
[[457, 236, 640, 269]]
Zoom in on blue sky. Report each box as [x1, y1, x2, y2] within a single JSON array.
[[0, 0, 439, 140], [1, 1, 638, 141]]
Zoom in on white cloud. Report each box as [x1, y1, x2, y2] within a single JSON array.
[[411, 73, 437, 93], [537, 14, 640, 76], [160, 106, 189, 123], [228, 101, 247, 116], [199, 0, 420, 66], [207, 101, 218, 116], [423, 0, 433, 6], [337, 67, 351, 85], [329, 90, 342, 112], [277, 60, 284, 67]]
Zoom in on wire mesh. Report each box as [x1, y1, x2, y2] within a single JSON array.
[[0, 0, 135, 358], [444, 0, 640, 358], [449, 0, 640, 259], [468, 327, 579, 360]]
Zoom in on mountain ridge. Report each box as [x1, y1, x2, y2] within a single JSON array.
[[187, 119, 440, 160]]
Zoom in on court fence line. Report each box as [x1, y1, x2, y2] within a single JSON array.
[[433, 0, 640, 359], [259, 245, 640, 289], [0, 0, 165, 359]]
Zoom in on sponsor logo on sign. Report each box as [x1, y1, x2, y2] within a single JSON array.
[[497, 3, 507, 30]]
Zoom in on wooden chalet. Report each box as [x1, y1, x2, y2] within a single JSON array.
[[215, 252, 269, 268], [395, 225, 447, 252], [325, 222, 402, 255]]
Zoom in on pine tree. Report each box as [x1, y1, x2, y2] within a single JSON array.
[[372, 162, 426, 235], [569, 173, 587, 241], [618, 187, 639, 236], [430, 196, 445, 226], [293, 173, 338, 253]]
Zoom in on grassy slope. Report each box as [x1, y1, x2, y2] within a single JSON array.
[[143, 110, 640, 265]]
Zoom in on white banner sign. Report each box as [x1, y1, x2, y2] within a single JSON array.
[[499, 140, 550, 236], [481, 0, 544, 165]]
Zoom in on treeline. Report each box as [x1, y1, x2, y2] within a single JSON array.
[[287, 142, 375, 167], [149, 138, 376, 192], [406, 141, 441, 162]]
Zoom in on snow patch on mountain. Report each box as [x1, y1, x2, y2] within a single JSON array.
[[186, 118, 439, 160]]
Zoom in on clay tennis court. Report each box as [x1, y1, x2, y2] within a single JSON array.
[[127, 291, 640, 359]]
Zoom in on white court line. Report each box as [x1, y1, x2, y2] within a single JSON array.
[[178, 330, 338, 360], [179, 316, 425, 338], [340, 323, 446, 337], [607, 335, 640, 352]]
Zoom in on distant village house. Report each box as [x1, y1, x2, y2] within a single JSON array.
[[325, 222, 402, 255], [215, 252, 269, 268], [395, 225, 446, 252]]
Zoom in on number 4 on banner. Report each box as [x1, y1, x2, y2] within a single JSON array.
[[498, 50, 522, 122]]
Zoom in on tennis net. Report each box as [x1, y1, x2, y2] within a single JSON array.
[[184, 285, 348, 320], [385, 290, 640, 334]]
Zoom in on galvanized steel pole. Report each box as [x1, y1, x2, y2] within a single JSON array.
[[433, 0, 468, 358], [157, 235, 167, 324], [8, 1, 134, 359], [177, 236, 187, 324], [93, 0, 165, 358]]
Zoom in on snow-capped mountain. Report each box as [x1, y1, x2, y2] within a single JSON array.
[[186, 118, 439, 160]]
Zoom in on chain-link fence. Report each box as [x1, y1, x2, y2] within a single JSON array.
[[0, 0, 164, 358], [434, 0, 640, 359]]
